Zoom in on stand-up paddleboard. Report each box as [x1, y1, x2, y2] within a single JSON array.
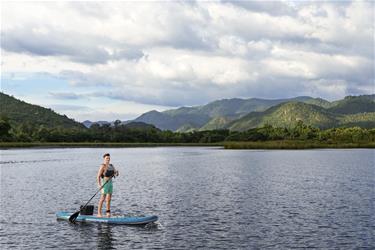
[[56, 211, 158, 225]]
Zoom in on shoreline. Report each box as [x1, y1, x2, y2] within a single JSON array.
[[0, 142, 223, 149], [0, 141, 374, 149], [224, 140, 375, 149]]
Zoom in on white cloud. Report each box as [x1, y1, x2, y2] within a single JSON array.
[[60, 100, 174, 122], [17, 91, 174, 122], [305, 79, 349, 100], [299, 1, 374, 57], [1, 1, 374, 120]]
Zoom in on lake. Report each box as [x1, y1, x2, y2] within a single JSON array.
[[0, 147, 374, 249]]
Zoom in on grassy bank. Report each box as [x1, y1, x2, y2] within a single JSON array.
[[0, 142, 224, 149], [224, 140, 375, 149]]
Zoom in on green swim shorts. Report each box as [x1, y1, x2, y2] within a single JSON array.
[[101, 178, 113, 194]]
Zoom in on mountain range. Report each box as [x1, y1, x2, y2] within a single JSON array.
[[134, 95, 375, 131], [1, 92, 374, 132]]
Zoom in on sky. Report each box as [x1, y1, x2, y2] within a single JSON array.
[[1, 1, 374, 122]]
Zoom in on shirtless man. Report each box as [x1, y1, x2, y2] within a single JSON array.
[[97, 153, 119, 217]]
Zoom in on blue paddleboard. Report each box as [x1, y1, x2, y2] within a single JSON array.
[[56, 211, 158, 225]]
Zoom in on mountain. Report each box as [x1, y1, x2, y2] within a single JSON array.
[[228, 96, 375, 131], [303, 97, 333, 108], [0, 92, 85, 129], [82, 120, 111, 128], [338, 112, 375, 128], [122, 121, 159, 130], [134, 96, 329, 131], [4, 91, 372, 133], [134, 110, 210, 131], [82, 120, 92, 128], [175, 123, 197, 133], [199, 116, 234, 131], [228, 102, 338, 131], [82, 120, 115, 128], [328, 95, 375, 114], [83, 119, 158, 131]]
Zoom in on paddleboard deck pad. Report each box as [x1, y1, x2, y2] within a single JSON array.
[[56, 211, 158, 225]]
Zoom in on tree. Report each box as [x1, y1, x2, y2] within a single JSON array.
[[0, 116, 11, 141]]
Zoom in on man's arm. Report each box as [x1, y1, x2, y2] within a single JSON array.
[[97, 165, 104, 187]]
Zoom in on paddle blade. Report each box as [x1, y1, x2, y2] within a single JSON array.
[[68, 211, 80, 223]]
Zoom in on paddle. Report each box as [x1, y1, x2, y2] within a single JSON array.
[[69, 175, 114, 223]]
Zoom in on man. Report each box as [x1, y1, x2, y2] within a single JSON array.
[[97, 153, 119, 217]]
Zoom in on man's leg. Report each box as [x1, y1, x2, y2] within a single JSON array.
[[105, 194, 112, 217], [97, 194, 106, 217]]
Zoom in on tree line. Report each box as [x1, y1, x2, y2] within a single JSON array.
[[0, 116, 374, 143]]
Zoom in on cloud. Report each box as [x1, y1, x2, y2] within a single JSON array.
[[222, 0, 297, 17], [1, 0, 374, 122], [19, 90, 175, 121], [49, 104, 92, 111], [49, 47, 260, 106], [1, 23, 144, 64], [52, 100, 174, 122], [49, 92, 83, 100]]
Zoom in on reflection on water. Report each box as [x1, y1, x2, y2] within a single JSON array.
[[0, 147, 374, 249], [97, 224, 115, 250]]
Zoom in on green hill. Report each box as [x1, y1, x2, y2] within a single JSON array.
[[123, 121, 160, 130], [134, 95, 375, 131], [338, 112, 375, 128], [303, 97, 333, 108], [228, 102, 338, 131], [4, 91, 371, 134], [0, 92, 85, 129], [175, 123, 198, 133], [134, 96, 329, 131], [135, 110, 210, 131], [199, 116, 235, 131], [328, 95, 375, 114]]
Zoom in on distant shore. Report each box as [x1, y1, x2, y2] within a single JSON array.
[[0, 141, 374, 149], [0, 142, 223, 149], [224, 140, 375, 149]]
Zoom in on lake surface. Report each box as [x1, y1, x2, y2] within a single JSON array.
[[0, 147, 374, 249]]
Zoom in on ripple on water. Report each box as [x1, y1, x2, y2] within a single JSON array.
[[0, 148, 374, 249]]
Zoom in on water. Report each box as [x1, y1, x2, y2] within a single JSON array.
[[0, 147, 374, 249]]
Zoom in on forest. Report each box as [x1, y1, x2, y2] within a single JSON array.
[[1, 116, 374, 145]]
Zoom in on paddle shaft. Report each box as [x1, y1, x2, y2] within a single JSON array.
[[69, 174, 116, 223], [80, 175, 114, 211]]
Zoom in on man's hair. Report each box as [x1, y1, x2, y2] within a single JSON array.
[[103, 153, 110, 158]]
